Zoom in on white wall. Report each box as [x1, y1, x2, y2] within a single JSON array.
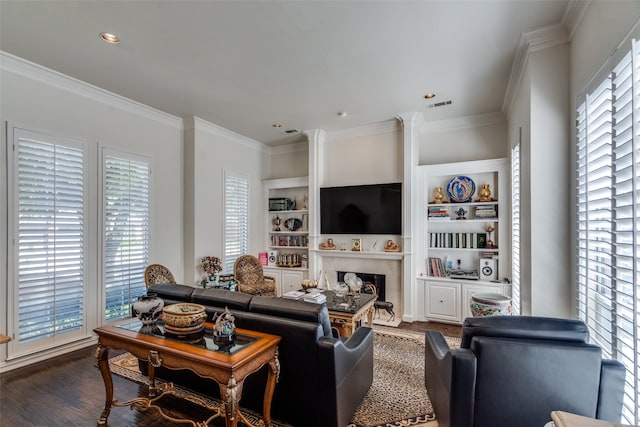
[[323, 124, 402, 187], [419, 120, 508, 165], [268, 142, 309, 179], [0, 53, 183, 369], [183, 117, 269, 283]]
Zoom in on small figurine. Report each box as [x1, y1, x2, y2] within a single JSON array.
[[273, 215, 281, 231], [431, 186, 446, 204], [213, 307, 236, 346], [476, 184, 494, 202], [383, 239, 401, 252], [455, 207, 467, 220], [485, 224, 496, 248], [319, 238, 336, 250]]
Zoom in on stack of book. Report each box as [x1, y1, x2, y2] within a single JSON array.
[[282, 290, 306, 300], [303, 292, 327, 304], [475, 205, 498, 219], [428, 206, 450, 220], [428, 257, 446, 277]]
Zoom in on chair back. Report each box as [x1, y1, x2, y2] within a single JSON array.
[[144, 264, 176, 288], [233, 255, 265, 285]]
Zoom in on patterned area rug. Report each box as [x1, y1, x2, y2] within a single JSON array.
[[109, 329, 460, 427]]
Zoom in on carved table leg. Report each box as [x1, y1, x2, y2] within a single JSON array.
[[219, 375, 240, 427], [262, 350, 280, 427], [366, 305, 375, 327], [147, 350, 162, 396], [95, 344, 112, 426]]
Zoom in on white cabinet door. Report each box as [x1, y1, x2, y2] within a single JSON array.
[[425, 281, 461, 323], [281, 270, 305, 294], [462, 283, 503, 320]]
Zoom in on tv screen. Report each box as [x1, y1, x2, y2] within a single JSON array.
[[320, 183, 402, 235]]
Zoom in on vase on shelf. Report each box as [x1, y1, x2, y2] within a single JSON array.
[[133, 293, 164, 325]]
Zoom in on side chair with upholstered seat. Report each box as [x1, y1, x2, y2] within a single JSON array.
[[144, 263, 176, 288], [233, 255, 277, 296]]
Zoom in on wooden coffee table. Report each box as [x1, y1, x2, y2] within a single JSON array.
[[94, 318, 281, 427], [325, 291, 376, 337]]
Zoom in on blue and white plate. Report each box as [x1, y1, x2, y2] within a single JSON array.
[[446, 176, 476, 203]]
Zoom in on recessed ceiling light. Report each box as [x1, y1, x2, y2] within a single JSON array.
[[424, 93, 436, 99], [337, 111, 348, 118], [272, 123, 283, 128], [99, 32, 120, 44]]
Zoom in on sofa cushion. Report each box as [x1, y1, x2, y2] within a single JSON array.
[[461, 315, 589, 348], [249, 296, 333, 337], [148, 283, 195, 301], [191, 288, 253, 311]]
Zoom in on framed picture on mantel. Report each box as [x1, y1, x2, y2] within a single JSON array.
[[352, 238, 362, 252]]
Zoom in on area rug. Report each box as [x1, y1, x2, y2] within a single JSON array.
[[109, 329, 460, 427]]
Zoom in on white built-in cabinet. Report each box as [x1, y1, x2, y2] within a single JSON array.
[[416, 158, 511, 324], [263, 177, 309, 296]]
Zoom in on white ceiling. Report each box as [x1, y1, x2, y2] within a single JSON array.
[[0, 0, 570, 146]]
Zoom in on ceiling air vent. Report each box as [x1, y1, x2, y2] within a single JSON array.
[[428, 100, 453, 108], [282, 129, 299, 134]]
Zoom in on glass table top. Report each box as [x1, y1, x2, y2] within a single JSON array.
[[323, 290, 376, 313], [116, 319, 258, 355]]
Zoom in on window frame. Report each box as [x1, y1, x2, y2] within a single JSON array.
[[223, 170, 249, 274], [6, 125, 89, 359], [100, 147, 151, 323]]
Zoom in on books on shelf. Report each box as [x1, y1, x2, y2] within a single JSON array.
[[428, 257, 446, 277], [428, 206, 450, 220], [429, 232, 487, 249], [282, 290, 306, 300], [270, 234, 308, 247], [474, 204, 498, 219]]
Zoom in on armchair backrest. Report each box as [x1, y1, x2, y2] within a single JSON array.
[[426, 316, 626, 427], [461, 315, 590, 348], [233, 255, 265, 285], [144, 263, 176, 288]]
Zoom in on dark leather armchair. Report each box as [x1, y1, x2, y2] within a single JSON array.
[[425, 316, 626, 427]]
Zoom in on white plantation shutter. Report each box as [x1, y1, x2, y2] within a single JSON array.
[[103, 151, 150, 321], [510, 143, 521, 315], [12, 128, 86, 349], [576, 39, 640, 424], [224, 172, 249, 273]]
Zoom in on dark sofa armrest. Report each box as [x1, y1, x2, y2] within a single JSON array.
[[596, 359, 626, 422], [425, 330, 477, 427], [317, 327, 374, 427]]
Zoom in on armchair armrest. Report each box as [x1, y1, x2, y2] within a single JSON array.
[[317, 327, 374, 427], [596, 359, 626, 422], [425, 330, 477, 427]]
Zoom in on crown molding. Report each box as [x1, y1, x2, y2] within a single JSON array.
[[502, 23, 570, 118], [421, 112, 506, 134], [0, 51, 182, 129], [189, 116, 268, 153], [325, 119, 400, 142], [562, 0, 590, 40], [269, 141, 308, 155]]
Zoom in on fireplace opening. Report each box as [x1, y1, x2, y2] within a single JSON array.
[[337, 271, 385, 301]]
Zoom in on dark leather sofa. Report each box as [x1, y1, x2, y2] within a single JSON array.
[[425, 316, 626, 427], [146, 283, 374, 427]]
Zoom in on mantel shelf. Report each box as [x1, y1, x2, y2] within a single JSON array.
[[310, 249, 404, 260]]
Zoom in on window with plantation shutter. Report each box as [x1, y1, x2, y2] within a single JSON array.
[[10, 127, 86, 352], [511, 143, 521, 315], [576, 38, 640, 425], [103, 150, 150, 322], [224, 172, 249, 274]]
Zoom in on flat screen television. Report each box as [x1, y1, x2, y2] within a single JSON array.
[[320, 183, 402, 235]]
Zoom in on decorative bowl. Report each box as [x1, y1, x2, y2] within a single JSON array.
[[333, 282, 349, 298], [301, 279, 318, 291], [162, 303, 207, 332], [470, 292, 512, 317]]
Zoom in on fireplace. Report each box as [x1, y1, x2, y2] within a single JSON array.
[[337, 271, 385, 301]]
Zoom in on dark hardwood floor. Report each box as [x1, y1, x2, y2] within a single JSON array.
[[0, 320, 458, 426]]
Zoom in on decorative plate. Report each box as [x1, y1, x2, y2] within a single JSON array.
[[284, 217, 302, 231], [446, 176, 476, 203]]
